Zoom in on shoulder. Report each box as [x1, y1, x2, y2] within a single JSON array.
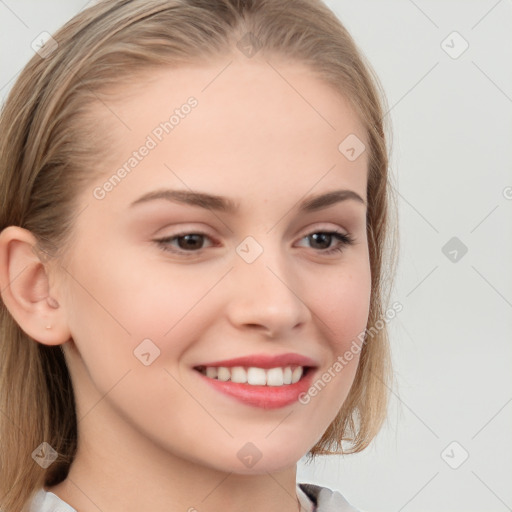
[[298, 482, 361, 512], [28, 488, 77, 512]]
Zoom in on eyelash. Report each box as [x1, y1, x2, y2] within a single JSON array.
[[154, 229, 355, 257]]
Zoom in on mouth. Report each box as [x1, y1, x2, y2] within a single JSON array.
[[192, 353, 318, 409], [194, 364, 311, 386]]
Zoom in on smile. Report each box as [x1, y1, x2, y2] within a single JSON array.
[[195, 365, 306, 387], [192, 353, 318, 409]]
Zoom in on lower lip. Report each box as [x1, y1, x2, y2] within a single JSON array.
[[196, 369, 315, 409]]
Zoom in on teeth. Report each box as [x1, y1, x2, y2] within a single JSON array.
[[217, 367, 230, 381], [198, 365, 306, 386], [266, 367, 284, 386], [230, 366, 247, 383], [291, 366, 303, 384], [206, 367, 218, 379], [247, 367, 267, 385]]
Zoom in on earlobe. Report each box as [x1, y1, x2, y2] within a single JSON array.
[[0, 226, 71, 346]]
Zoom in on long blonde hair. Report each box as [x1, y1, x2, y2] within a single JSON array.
[[0, 1, 397, 510]]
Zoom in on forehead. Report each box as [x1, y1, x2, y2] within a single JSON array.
[[86, 58, 368, 209]]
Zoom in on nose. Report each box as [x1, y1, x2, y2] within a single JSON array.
[[224, 247, 311, 339]]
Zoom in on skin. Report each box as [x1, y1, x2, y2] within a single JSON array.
[[0, 56, 370, 512]]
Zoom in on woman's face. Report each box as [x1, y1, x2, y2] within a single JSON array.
[[55, 57, 371, 474]]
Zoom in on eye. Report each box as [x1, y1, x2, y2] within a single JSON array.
[[296, 230, 355, 255], [154, 232, 214, 255], [154, 229, 355, 257]]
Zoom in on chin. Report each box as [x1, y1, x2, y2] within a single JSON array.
[[201, 439, 310, 475]]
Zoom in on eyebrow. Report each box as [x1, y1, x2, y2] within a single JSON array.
[[129, 188, 366, 213]]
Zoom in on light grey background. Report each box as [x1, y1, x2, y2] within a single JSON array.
[[1, 1, 511, 511]]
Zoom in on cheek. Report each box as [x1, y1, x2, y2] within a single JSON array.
[[63, 248, 224, 377], [313, 258, 372, 351], [295, 256, 371, 422], [109, 257, 229, 353]]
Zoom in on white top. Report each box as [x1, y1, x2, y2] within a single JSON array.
[[29, 483, 359, 511]]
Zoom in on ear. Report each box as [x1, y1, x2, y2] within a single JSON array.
[[0, 226, 71, 346]]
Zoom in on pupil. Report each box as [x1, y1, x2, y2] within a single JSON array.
[[178, 234, 203, 250], [310, 233, 331, 250]]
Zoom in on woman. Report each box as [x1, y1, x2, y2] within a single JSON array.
[[0, 1, 397, 510]]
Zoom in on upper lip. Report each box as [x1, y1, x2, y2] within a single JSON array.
[[194, 352, 318, 369]]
